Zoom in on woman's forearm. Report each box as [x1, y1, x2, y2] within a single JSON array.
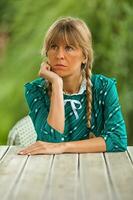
[[47, 81, 65, 133], [63, 137, 106, 153]]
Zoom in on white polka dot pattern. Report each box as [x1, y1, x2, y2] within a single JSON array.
[[7, 116, 37, 147]]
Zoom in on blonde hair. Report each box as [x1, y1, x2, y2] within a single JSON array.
[[41, 16, 94, 128]]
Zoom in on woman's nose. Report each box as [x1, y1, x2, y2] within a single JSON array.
[[56, 47, 65, 59]]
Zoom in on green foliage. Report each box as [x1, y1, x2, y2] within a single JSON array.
[[0, 0, 133, 144]]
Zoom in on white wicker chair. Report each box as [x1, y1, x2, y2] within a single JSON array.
[[7, 116, 37, 147]]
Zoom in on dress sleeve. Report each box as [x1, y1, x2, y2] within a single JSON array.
[[100, 78, 127, 152], [24, 78, 65, 143]]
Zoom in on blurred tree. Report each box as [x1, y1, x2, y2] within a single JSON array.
[[0, 0, 132, 145]]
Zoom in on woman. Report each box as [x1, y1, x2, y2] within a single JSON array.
[[18, 16, 127, 155]]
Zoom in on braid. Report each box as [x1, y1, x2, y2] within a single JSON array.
[[85, 62, 93, 128]]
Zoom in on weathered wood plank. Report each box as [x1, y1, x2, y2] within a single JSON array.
[[80, 153, 114, 200], [105, 151, 133, 200], [0, 146, 28, 199], [45, 154, 79, 200], [7, 154, 53, 200], [0, 146, 9, 160], [0, 147, 132, 200]]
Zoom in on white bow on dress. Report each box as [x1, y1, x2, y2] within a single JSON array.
[[64, 99, 82, 120]]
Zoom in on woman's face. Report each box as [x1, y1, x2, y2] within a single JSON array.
[[47, 40, 85, 78]]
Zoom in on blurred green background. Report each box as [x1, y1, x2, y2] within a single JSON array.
[[0, 0, 133, 145]]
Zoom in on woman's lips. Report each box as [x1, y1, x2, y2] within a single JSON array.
[[54, 64, 66, 67], [53, 64, 67, 70]]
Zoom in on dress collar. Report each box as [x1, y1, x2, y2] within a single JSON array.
[[63, 77, 93, 96]]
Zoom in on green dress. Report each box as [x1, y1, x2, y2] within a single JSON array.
[[24, 74, 127, 152]]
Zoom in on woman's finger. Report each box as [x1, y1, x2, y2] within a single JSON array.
[[18, 141, 43, 155], [27, 148, 48, 155], [20, 144, 48, 155], [46, 62, 52, 69], [18, 146, 42, 155], [41, 62, 51, 70]]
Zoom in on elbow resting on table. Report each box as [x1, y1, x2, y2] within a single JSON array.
[[116, 142, 127, 152], [105, 139, 127, 152]]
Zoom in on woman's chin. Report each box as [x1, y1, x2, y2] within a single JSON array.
[[53, 71, 68, 78]]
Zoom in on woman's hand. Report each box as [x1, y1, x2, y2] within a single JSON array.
[[39, 62, 63, 86], [18, 141, 66, 155]]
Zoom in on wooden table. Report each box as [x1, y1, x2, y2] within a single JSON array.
[[0, 146, 133, 200]]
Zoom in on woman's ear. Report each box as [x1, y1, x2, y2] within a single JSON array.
[[83, 58, 87, 64]]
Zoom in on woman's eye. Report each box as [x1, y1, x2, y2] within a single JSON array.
[[65, 45, 74, 51], [50, 44, 57, 50]]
